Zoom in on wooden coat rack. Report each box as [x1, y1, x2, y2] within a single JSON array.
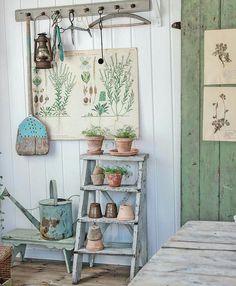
[[15, 0, 161, 27], [16, 0, 150, 21]]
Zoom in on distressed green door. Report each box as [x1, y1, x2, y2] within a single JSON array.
[[182, 0, 236, 224]]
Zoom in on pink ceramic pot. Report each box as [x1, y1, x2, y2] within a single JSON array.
[[117, 204, 135, 221], [86, 239, 104, 251], [115, 138, 133, 152], [87, 136, 104, 154], [107, 173, 123, 187]]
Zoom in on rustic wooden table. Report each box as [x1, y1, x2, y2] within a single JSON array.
[[129, 221, 236, 286]]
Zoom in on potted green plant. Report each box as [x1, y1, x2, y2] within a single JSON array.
[[114, 126, 136, 153], [82, 125, 105, 155], [104, 166, 128, 187]]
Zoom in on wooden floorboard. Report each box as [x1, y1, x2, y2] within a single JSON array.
[[11, 260, 130, 286]]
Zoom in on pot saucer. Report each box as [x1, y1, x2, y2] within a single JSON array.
[[109, 148, 139, 157], [87, 150, 104, 155]]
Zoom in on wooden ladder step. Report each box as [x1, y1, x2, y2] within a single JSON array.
[[78, 216, 137, 224], [81, 185, 140, 193], [76, 243, 133, 256], [80, 153, 148, 162]]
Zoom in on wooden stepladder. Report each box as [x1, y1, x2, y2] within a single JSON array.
[[72, 153, 148, 284]]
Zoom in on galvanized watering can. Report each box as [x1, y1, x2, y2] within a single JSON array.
[[0, 180, 73, 240]]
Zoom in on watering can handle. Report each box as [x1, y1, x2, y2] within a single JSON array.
[[49, 180, 58, 205]]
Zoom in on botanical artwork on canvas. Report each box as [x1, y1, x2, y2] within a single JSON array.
[[204, 29, 236, 84], [203, 87, 236, 141], [32, 48, 139, 140]]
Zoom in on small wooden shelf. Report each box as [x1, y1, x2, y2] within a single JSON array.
[[81, 184, 140, 193], [76, 242, 133, 256], [78, 216, 137, 225], [80, 153, 148, 162]]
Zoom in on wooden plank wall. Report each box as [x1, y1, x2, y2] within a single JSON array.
[[182, 0, 236, 224]]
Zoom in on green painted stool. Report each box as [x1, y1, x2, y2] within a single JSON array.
[[2, 228, 75, 273]]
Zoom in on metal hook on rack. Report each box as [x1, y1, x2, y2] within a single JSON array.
[[69, 9, 74, 25], [89, 5, 151, 29], [60, 9, 92, 46], [98, 7, 104, 65], [51, 10, 62, 27]]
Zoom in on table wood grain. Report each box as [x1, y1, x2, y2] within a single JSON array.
[[129, 221, 236, 286]]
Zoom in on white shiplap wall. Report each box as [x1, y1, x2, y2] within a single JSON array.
[[0, 0, 181, 263]]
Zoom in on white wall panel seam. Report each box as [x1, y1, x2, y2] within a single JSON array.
[[168, 0, 177, 233], [149, 20, 159, 252], [169, 0, 181, 231], [20, 0, 33, 211]]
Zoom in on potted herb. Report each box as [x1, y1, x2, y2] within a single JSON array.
[[114, 126, 136, 153], [91, 166, 105, 186], [104, 166, 128, 187], [82, 125, 105, 155]]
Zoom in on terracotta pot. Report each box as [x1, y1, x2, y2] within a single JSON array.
[[88, 203, 102, 218], [91, 174, 105, 186], [87, 136, 104, 154], [117, 204, 135, 221], [115, 138, 133, 153], [86, 239, 104, 251], [93, 166, 104, 175], [107, 173, 123, 187], [105, 203, 118, 218], [87, 224, 103, 241]]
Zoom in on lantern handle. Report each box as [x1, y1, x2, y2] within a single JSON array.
[[34, 12, 51, 39]]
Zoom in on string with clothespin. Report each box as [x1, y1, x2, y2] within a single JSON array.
[[98, 7, 104, 65]]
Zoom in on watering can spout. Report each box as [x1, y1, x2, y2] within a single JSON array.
[[1, 188, 40, 231]]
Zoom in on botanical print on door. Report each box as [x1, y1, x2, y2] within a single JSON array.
[[32, 48, 139, 140], [204, 29, 236, 84], [203, 87, 236, 141]]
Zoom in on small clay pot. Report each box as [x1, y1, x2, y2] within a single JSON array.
[[86, 239, 104, 251], [88, 203, 102, 218], [87, 136, 104, 154], [107, 173, 123, 187], [105, 203, 118, 218], [117, 204, 135, 221], [115, 138, 133, 153], [93, 166, 104, 175], [87, 224, 103, 241], [91, 174, 105, 186]]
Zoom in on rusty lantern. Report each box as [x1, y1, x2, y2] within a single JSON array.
[[34, 33, 53, 69]]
